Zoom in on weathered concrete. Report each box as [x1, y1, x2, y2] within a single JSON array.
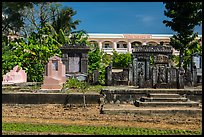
[[102, 104, 202, 115], [2, 92, 100, 105], [134, 101, 200, 107], [101, 86, 202, 103], [140, 97, 188, 102]]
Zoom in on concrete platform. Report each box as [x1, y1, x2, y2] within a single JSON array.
[[101, 104, 202, 115], [147, 93, 181, 98], [140, 97, 188, 102], [134, 101, 200, 107]]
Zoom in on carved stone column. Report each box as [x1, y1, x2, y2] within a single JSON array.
[[128, 63, 133, 85], [133, 58, 138, 86], [63, 53, 69, 74], [81, 53, 88, 74]]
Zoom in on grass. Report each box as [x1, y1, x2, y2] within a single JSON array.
[[2, 122, 202, 135], [65, 85, 104, 93]]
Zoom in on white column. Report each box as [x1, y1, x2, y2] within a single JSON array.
[[113, 42, 117, 51], [142, 42, 147, 45], [128, 42, 132, 53], [98, 41, 102, 51]]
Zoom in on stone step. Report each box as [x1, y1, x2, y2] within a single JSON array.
[[147, 93, 181, 98], [134, 100, 200, 107], [101, 104, 202, 115], [140, 97, 188, 102]]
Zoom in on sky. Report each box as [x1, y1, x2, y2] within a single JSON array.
[[61, 2, 202, 35]]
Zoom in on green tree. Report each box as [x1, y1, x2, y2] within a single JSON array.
[[112, 50, 132, 68], [2, 25, 61, 82], [163, 2, 202, 69], [21, 2, 61, 37], [88, 46, 111, 85], [52, 7, 81, 35], [2, 2, 34, 35]]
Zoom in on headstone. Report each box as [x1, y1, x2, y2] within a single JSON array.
[[128, 64, 133, 85], [133, 58, 138, 86], [93, 70, 99, 84], [169, 67, 178, 88], [177, 66, 185, 89], [68, 56, 80, 72], [192, 63, 197, 86], [60, 44, 90, 76], [138, 65, 145, 88], [41, 56, 66, 90], [2, 65, 27, 84], [184, 68, 192, 87], [105, 63, 112, 86]]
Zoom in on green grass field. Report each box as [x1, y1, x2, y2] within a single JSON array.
[[2, 122, 201, 135]]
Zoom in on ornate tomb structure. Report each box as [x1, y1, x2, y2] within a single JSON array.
[[60, 43, 90, 81], [132, 45, 174, 88]]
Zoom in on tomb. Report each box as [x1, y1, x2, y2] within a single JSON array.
[[2, 65, 27, 84], [41, 56, 66, 90], [60, 43, 90, 81]]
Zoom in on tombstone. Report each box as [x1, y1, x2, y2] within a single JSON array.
[[132, 45, 173, 88], [192, 63, 197, 87], [184, 68, 192, 87], [153, 54, 170, 88], [2, 65, 27, 84], [128, 64, 133, 85], [60, 44, 90, 80], [169, 67, 178, 88], [93, 70, 99, 84], [41, 56, 66, 90], [177, 66, 185, 89], [138, 65, 145, 88], [105, 63, 112, 86]]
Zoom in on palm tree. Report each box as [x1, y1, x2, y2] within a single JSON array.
[[52, 7, 81, 35]]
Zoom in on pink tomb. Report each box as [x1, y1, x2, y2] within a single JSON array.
[[41, 56, 66, 90], [2, 65, 27, 84]]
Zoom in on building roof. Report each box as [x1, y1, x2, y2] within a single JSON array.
[[87, 33, 202, 39]]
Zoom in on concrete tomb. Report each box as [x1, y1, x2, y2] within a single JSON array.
[[2, 65, 27, 84], [60, 43, 90, 81], [41, 56, 66, 90]]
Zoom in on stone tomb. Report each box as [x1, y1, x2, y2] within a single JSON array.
[[60, 44, 90, 81], [41, 56, 66, 91], [2, 65, 27, 84]]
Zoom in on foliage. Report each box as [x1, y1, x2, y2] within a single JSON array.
[[52, 7, 81, 35], [21, 2, 61, 37], [170, 55, 179, 67], [150, 55, 155, 65], [63, 78, 83, 89], [2, 25, 62, 82], [88, 46, 111, 85], [2, 122, 201, 135], [163, 2, 202, 68], [2, 2, 34, 35], [112, 50, 132, 68]]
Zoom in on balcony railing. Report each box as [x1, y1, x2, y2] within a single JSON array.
[[116, 48, 128, 53]]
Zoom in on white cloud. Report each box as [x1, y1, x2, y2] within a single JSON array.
[[135, 14, 155, 24]]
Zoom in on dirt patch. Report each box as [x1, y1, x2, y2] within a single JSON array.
[[2, 104, 202, 133]]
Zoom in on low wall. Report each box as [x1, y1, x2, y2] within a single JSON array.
[[2, 92, 100, 105], [101, 88, 202, 104]]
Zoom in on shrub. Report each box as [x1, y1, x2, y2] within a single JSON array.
[[112, 50, 132, 68]]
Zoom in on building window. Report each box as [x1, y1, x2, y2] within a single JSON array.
[[123, 44, 127, 48], [105, 43, 110, 48], [117, 44, 120, 48]]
